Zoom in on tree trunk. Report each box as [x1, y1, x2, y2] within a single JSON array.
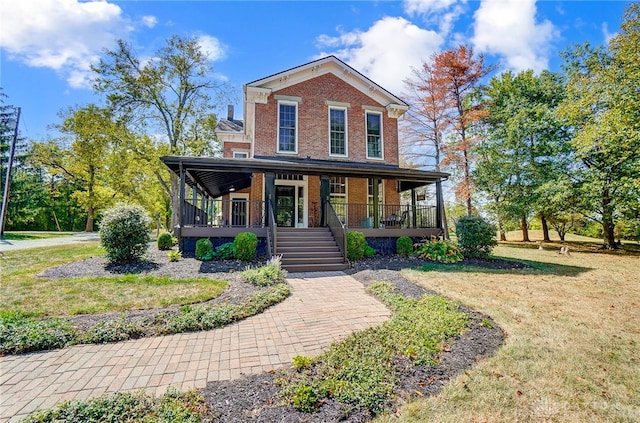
[[601, 186, 618, 249], [498, 220, 507, 241], [85, 206, 94, 232], [521, 215, 530, 242], [541, 215, 551, 242], [559, 231, 566, 241]]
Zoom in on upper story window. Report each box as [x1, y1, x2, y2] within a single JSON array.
[[366, 111, 383, 159], [329, 107, 347, 156], [233, 151, 249, 159], [278, 101, 297, 153]]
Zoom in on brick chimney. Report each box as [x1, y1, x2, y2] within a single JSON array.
[[227, 105, 234, 121]]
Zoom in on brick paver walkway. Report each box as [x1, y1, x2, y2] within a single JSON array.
[[0, 272, 390, 422]]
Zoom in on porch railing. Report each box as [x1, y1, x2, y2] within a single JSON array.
[[325, 200, 347, 262], [330, 203, 438, 229], [181, 199, 266, 227]]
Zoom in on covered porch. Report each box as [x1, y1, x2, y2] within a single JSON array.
[[160, 156, 449, 259]]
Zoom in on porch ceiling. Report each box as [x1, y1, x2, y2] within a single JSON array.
[[160, 155, 449, 198]]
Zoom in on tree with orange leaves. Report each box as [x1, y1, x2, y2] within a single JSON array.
[[403, 45, 495, 216]]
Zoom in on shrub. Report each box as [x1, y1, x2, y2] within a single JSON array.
[[242, 256, 287, 286], [414, 238, 463, 263], [99, 204, 151, 264], [292, 385, 318, 413], [455, 215, 498, 258], [234, 232, 258, 262], [396, 236, 413, 256], [292, 355, 313, 371], [157, 233, 174, 250], [346, 231, 366, 261], [195, 238, 213, 260], [81, 315, 144, 344], [364, 244, 376, 258], [167, 250, 182, 262], [214, 242, 235, 260]]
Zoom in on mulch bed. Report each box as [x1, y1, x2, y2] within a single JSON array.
[[38, 245, 521, 421]]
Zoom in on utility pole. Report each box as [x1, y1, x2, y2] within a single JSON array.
[[0, 107, 20, 238]]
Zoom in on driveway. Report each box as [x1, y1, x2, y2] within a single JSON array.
[[0, 232, 100, 252]]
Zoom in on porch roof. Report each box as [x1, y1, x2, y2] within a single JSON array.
[[160, 155, 449, 198]]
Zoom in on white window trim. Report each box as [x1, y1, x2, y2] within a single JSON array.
[[232, 150, 249, 159], [365, 111, 384, 160], [277, 100, 298, 154], [328, 106, 348, 157]]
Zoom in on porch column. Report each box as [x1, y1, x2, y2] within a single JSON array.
[[177, 164, 185, 247], [436, 180, 448, 239], [372, 178, 380, 229], [265, 172, 275, 225], [320, 175, 330, 226], [411, 188, 417, 229]]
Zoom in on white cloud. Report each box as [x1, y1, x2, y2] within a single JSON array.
[[0, 0, 133, 88], [601, 22, 617, 45], [403, 0, 460, 16], [403, 0, 467, 34], [196, 35, 227, 62], [472, 0, 557, 72], [316, 16, 444, 95], [141, 15, 158, 28]]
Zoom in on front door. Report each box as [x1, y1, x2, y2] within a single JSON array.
[[275, 186, 295, 227]]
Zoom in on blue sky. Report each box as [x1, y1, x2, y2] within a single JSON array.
[[0, 0, 629, 141]]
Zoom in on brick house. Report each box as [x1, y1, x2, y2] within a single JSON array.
[[161, 56, 448, 271]]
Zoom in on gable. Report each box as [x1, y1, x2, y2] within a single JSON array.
[[245, 56, 408, 118]]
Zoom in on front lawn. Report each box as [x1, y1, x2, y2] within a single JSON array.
[[380, 243, 640, 422]]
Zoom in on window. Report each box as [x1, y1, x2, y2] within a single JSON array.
[[329, 107, 347, 156], [278, 102, 297, 153], [368, 178, 384, 217], [233, 151, 248, 159], [366, 111, 383, 159], [330, 176, 347, 222]]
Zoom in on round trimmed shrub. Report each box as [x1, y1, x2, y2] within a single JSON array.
[[455, 215, 498, 258], [195, 238, 214, 260], [157, 233, 173, 250], [396, 236, 413, 256], [99, 204, 151, 264], [234, 232, 258, 262], [347, 231, 366, 261]]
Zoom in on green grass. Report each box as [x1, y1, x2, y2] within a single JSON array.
[[375, 244, 640, 422], [0, 243, 228, 317]]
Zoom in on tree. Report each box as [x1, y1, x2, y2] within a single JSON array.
[[475, 70, 571, 242], [92, 35, 230, 229], [30, 105, 128, 231], [560, 4, 640, 249], [435, 46, 495, 216]]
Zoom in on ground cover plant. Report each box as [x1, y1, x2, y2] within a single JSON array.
[[278, 281, 469, 416], [22, 388, 206, 423], [380, 241, 640, 422]]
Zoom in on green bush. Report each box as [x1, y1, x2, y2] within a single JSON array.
[[292, 385, 318, 413], [195, 238, 213, 260], [346, 231, 366, 261], [396, 236, 413, 256], [214, 242, 235, 260], [414, 238, 463, 263], [455, 215, 498, 258], [364, 244, 376, 258], [234, 232, 258, 262], [99, 204, 151, 264], [242, 256, 287, 286], [157, 233, 174, 250]]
